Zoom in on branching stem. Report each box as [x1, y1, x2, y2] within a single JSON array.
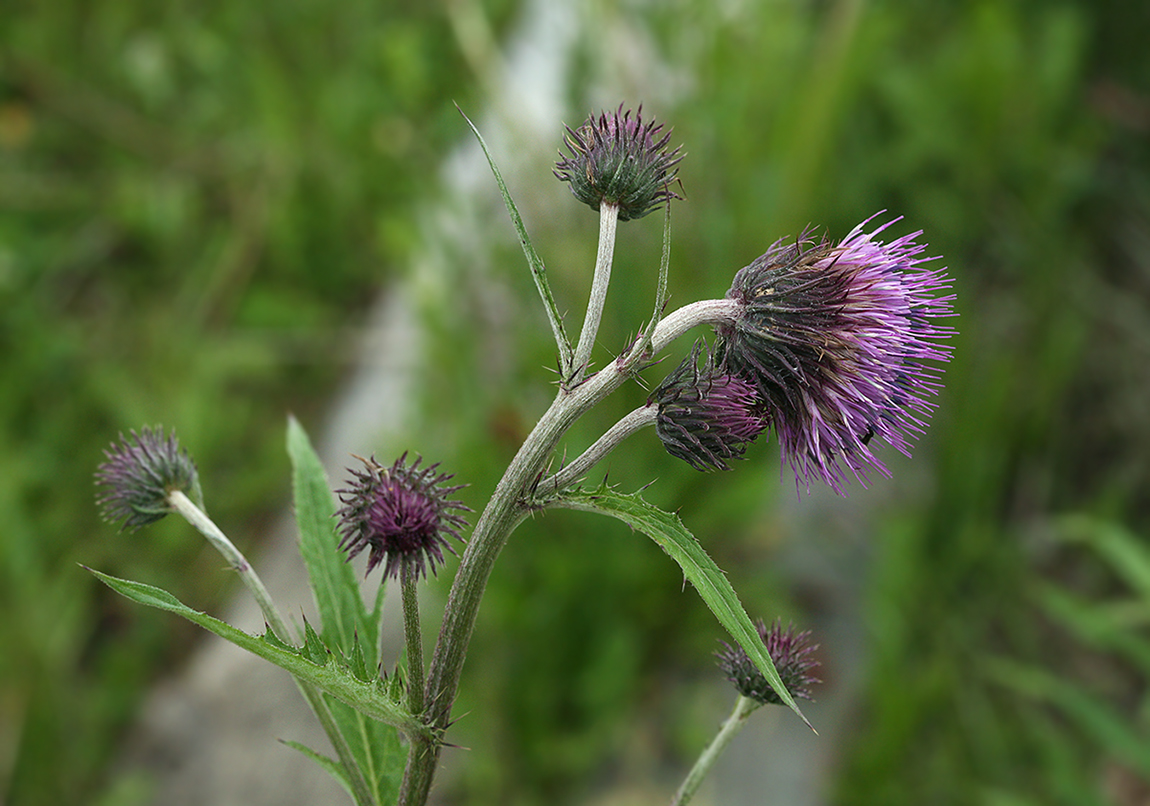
[[396, 296, 742, 805]]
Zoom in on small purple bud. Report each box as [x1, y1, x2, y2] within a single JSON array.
[[95, 427, 202, 532], [335, 453, 470, 581], [716, 215, 957, 494], [651, 342, 768, 472], [715, 619, 821, 706], [554, 104, 684, 221]]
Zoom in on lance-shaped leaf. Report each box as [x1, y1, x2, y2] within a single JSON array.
[[288, 419, 406, 802], [87, 569, 434, 742], [288, 416, 384, 664], [457, 104, 573, 376], [551, 486, 813, 729]]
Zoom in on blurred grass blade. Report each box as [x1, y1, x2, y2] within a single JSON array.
[[552, 486, 812, 729], [287, 416, 383, 667], [989, 657, 1150, 778], [1058, 516, 1150, 603], [1035, 582, 1150, 671], [456, 104, 573, 376], [87, 568, 431, 741]]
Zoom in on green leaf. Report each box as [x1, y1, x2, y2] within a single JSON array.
[[456, 104, 573, 376], [552, 486, 812, 728], [324, 697, 406, 805], [288, 416, 383, 669], [87, 568, 431, 743], [287, 417, 401, 804]]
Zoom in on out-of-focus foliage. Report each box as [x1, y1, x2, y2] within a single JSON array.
[[0, 0, 515, 802]]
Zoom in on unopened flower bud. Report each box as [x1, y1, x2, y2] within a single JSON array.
[[95, 427, 202, 532], [335, 453, 470, 581], [554, 104, 683, 221], [651, 343, 768, 472], [716, 619, 821, 707]]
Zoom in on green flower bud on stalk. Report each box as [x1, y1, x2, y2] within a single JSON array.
[[95, 427, 203, 532], [554, 104, 683, 221]]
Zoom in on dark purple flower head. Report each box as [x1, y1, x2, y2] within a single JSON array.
[[554, 104, 683, 221], [651, 342, 769, 472], [95, 427, 202, 532], [335, 453, 470, 581], [716, 215, 956, 494], [716, 619, 821, 706]]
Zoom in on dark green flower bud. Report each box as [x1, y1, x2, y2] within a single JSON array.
[[554, 104, 683, 221]]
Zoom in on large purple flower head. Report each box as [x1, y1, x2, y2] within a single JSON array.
[[716, 619, 821, 706], [716, 215, 956, 494], [651, 342, 769, 472], [554, 104, 683, 221], [336, 454, 470, 581], [95, 427, 202, 532]]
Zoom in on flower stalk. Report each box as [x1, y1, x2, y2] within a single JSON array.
[[671, 694, 760, 806], [536, 403, 658, 497], [401, 571, 425, 717], [169, 490, 380, 806], [571, 201, 620, 383]]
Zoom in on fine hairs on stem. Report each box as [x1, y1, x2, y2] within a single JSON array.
[[571, 201, 620, 383]]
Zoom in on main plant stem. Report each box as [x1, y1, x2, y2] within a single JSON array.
[[396, 298, 741, 805]]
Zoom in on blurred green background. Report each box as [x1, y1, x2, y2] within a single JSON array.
[[2, 0, 1148, 804]]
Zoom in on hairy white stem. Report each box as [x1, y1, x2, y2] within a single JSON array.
[[571, 202, 620, 382]]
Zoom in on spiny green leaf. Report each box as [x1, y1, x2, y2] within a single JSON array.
[[303, 618, 332, 665], [349, 632, 372, 682], [551, 486, 812, 729], [87, 568, 431, 742]]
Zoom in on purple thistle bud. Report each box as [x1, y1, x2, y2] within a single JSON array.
[[95, 427, 202, 532], [715, 619, 821, 707], [716, 215, 956, 494], [335, 453, 470, 581], [651, 342, 769, 472], [554, 104, 684, 221]]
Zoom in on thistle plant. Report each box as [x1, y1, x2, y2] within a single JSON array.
[[89, 104, 955, 805]]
